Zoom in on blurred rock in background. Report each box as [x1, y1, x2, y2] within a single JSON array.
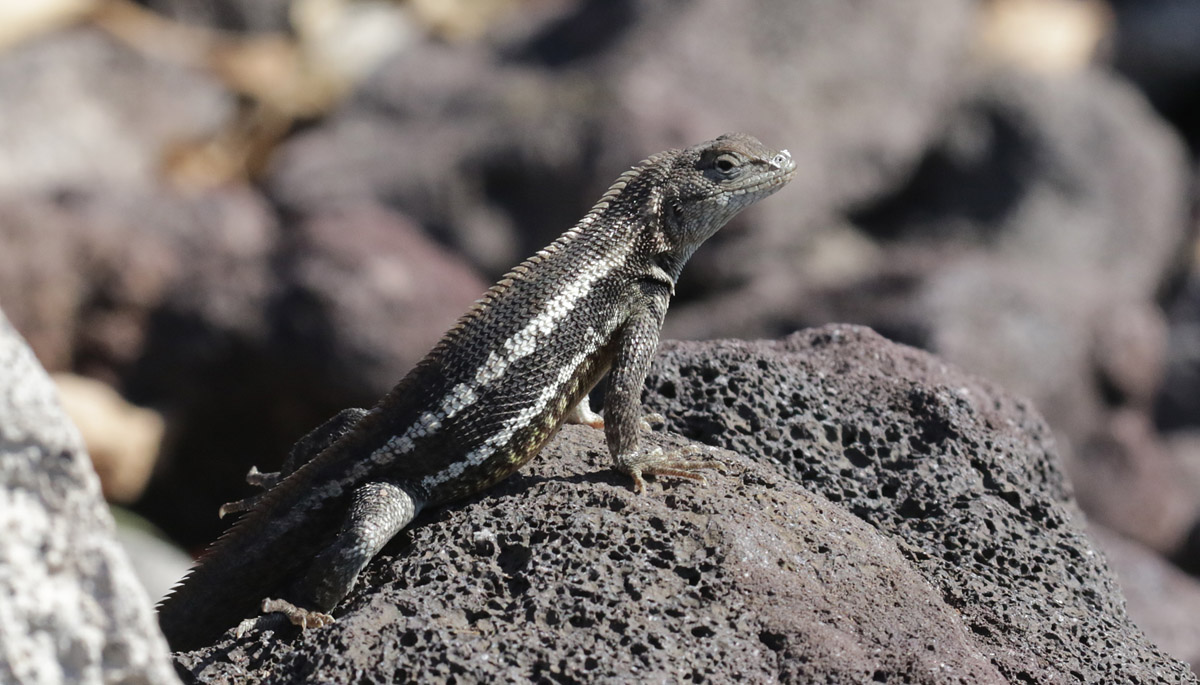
[[2, 0, 1200, 674], [1110, 0, 1200, 151]]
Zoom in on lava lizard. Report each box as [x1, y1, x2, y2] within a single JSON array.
[[156, 133, 796, 651]]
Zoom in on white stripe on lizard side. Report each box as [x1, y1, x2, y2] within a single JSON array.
[[369, 243, 632, 470], [419, 332, 599, 491]]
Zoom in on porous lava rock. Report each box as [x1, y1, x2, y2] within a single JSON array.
[[643, 326, 1192, 683], [175, 427, 1008, 684]]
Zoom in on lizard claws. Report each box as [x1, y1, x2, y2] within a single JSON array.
[[244, 465, 280, 489], [640, 412, 666, 430], [232, 598, 336, 640], [218, 465, 283, 518], [263, 598, 335, 629], [620, 445, 723, 493], [218, 495, 261, 519]]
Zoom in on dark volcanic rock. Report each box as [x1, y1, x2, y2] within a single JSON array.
[[0, 187, 485, 552], [0, 187, 279, 383], [0, 185, 283, 549], [642, 326, 1193, 683], [1072, 409, 1199, 553], [852, 69, 1188, 300], [0, 192, 485, 554], [580, 0, 974, 292], [267, 42, 589, 275], [173, 327, 1191, 683], [0, 309, 179, 684], [176, 428, 1007, 684], [669, 67, 1188, 347]]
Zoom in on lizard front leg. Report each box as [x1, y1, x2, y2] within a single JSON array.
[[605, 302, 717, 493]]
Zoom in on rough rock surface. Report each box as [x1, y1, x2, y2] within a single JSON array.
[[172, 327, 1191, 683], [0, 310, 180, 684], [642, 326, 1193, 683], [176, 428, 1006, 684]]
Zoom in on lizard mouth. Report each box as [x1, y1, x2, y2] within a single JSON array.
[[731, 159, 797, 196]]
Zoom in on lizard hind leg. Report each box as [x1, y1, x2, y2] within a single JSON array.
[[217, 466, 280, 518], [564, 398, 665, 432], [241, 480, 421, 635], [565, 396, 605, 429]]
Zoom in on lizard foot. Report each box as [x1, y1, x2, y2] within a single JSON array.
[[565, 399, 605, 429], [218, 466, 283, 518], [244, 465, 281, 490], [640, 412, 666, 430], [262, 597, 335, 629], [218, 494, 262, 519], [232, 598, 334, 639], [619, 444, 725, 494]]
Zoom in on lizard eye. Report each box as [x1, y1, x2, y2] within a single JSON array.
[[714, 154, 740, 173]]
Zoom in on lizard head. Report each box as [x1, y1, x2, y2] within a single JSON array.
[[654, 133, 795, 273]]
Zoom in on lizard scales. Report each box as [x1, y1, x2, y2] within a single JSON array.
[[157, 133, 795, 650]]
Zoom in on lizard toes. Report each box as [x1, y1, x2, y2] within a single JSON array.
[[218, 494, 262, 519], [619, 445, 723, 492], [244, 465, 281, 489], [261, 597, 336, 630], [639, 412, 667, 431]]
